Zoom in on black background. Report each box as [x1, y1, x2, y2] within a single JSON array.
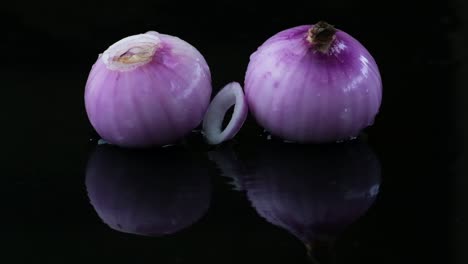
[[2, 0, 467, 263]]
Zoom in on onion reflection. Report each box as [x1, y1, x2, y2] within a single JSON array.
[[85, 145, 211, 237], [211, 139, 381, 260]]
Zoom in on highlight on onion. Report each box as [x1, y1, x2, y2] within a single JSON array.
[[245, 21, 382, 143], [85, 145, 211, 237], [202, 82, 248, 145], [84, 31, 212, 148]]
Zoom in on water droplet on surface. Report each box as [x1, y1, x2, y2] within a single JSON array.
[[369, 184, 380, 196], [344, 108, 349, 112], [317, 93, 321, 97], [267, 135, 272, 140]]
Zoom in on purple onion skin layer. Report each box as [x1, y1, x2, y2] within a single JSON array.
[[85, 145, 211, 237], [245, 23, 382, 143], [85, 32, 212, 148], [243, 139, 380, 244]]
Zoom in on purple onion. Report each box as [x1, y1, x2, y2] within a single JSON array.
[[85, 145, 211, 237], [240, 139, 380, 252], [85, 32, 212, 148], [245, 21, 382, 143], [202, 82, 248, 144]]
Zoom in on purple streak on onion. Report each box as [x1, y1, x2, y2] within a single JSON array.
[[242, 139, 380, 254], [85, 145, 211, 237], [245, 21, 382, 143], [85, 32, 212, 148]]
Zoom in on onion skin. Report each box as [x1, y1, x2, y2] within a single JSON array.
[[245, 22, 382, 143], [243, 139, 380, 245], [85, 32, 212, 148], [85, 145, 211, 237]]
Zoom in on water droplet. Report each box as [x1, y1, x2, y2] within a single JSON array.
[[316, 93, 321, 97], [344, 108, 349, 112], [369, 184, 380, 196], [266, 135, 272, 140], [365, 88, 369, 93], [98, 139, 108, 145]]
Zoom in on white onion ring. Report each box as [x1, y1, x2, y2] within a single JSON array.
[[202, 82, 248, 145]]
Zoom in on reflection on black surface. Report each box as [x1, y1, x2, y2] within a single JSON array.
[[211, 139, 381, 262], [246, 140, 381, 261], [85, 145, 211, 237], [208, 146, 250, 191]]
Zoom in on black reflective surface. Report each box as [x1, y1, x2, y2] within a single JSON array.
[[3, 0, 466, 263]]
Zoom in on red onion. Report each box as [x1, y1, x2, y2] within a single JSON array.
[[202, 82, 248, 144], [85, 32, 212, 148], [85, 145, 211, 236], [245, 21, 382, 143]]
